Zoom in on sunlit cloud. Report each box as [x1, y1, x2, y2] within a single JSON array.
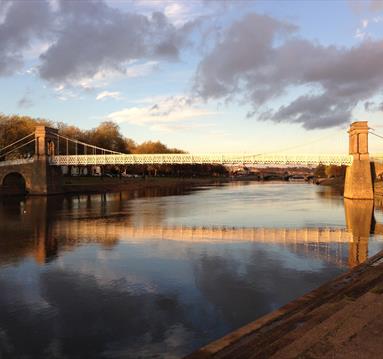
[[194, 12, 383, 129], [125, 61, 159, 78], [96, 91, 121, 101], [107, 96, 217, 130]]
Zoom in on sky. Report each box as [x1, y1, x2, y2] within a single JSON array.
[[1, 0, 383, 154]]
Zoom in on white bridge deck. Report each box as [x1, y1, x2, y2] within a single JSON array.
[[49, 153, 354, 166]]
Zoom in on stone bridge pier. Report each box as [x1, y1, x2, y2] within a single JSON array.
[[344, 121, 374, 200], [0, 126, 62, 195]]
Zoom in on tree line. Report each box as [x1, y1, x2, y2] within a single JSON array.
[[0, 114, 184, 155], [0, 114, 228, 177]]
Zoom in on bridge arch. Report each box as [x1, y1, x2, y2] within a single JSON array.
[[0, 172, 29, 195]]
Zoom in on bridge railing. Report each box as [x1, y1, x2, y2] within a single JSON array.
[[49, 153, 354, 166]]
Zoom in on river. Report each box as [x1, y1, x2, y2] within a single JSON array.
[[0, 182, 383, 358]]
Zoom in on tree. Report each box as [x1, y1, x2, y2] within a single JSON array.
[[0, 114, 186, 160], [125, 138, 137, 154], [133, 140, 184, 154], [325, 165, 346, 178], [314, 164, 326, 178], [88, 121, 127, 153], [0, 114, 51, 159]]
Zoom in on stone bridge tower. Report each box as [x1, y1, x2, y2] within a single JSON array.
[[0, 126, 63, 195], [344, 121, 374, 200], [31, 126, 62, 194]]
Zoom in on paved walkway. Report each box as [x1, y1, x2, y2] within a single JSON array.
[[186, 251, 383, 359]]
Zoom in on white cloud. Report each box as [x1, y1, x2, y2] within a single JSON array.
[[355, 15, 383, 40], [107, 96, 217, 130], [165, 2, 195, 26], [355, 27, 367, 39], [53, 84, 76, 101], [52, 61, 159, 91], [125, 61, 159, 77], [132, 0, 205, 26], [96, 91, 121, 101], [149, 122, 214, 132]]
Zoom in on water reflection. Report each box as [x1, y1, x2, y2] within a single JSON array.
[[1, 193, 381, 269], [344, 199, 374, 267], [0, 183, 383, 358]]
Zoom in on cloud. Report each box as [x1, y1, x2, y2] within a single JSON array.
[[348, 0, 383, 13], [193, 12, 383, 129], [0, 0, 52, 75], [354, 15, 383, 40], [367, 0, 383, 12], [96, 91, 121, 101], [0, 0, 199, 85], [364, 100, 383, 112], [149, 122, 213, 133], [126, 61, 159, 77], [38, 1, 197, 84], [132, 0, 241, 26], [107, 96, 216, 130], [17, 91, 33, 108]]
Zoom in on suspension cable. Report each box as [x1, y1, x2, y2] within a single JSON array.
[[254, 127, 347, 157], [0, 132, 35, 153], [55, 133, 122, 154], [0, 138, 35, 158], [369, 131, 383, 140]]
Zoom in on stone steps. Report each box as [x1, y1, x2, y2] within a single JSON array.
[[186, 252, 383, 359]]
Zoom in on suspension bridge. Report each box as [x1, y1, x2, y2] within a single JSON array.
[[0, 121, 382, 197]]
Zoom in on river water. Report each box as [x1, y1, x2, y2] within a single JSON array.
[[1, 182, 383, 358]]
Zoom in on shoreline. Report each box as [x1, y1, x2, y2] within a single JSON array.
[[53, 176, 299, 196], [60, 176, 231, 194]]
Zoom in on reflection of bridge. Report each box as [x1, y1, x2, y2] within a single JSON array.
[[53, 223, 355, 243], [0, 121, 381, 197], [0, 195, 380, 269], [51, 222, 383, 268]]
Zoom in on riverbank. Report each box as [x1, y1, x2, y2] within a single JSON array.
[[60, 176, 231, 194], [186, 250, 383, 358], [0, 175, 307, 197], [316, 176, 344, 189], [60, 175, 290, 194]]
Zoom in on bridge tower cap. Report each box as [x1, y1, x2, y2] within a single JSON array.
[[350, 121, 368, 127], [35, 125, 58, 135]]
